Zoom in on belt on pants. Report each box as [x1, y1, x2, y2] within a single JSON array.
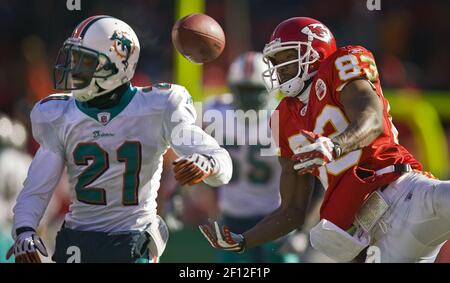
[[377, 164, 412, 192]]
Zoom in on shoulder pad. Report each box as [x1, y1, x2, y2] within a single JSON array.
[[319, 45, 379, 91], [32, 94, 73, 123], [338, 45, 372, 55], [137, 82, 174, 95], [322, 45, 373, 66], [166, 83, 193, 107]]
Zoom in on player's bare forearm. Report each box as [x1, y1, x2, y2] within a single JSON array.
[[243, 205, 303, 249], [243, 157, 313, 248], [332, 79, 383, 154]]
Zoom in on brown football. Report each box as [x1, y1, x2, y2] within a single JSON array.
[[171, 13, 225, 64]]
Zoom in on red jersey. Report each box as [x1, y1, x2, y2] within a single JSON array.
[[272, 45, 422, 229]]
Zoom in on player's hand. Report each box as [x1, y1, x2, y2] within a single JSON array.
[[6, 228, 48, 263], [199, 221, 246, 253], [292, 130, 340, 175], [173, 153, 216, 186]]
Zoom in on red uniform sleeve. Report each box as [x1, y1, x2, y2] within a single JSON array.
[[270, 99, 294, 158], [327, 45, 380, 104]]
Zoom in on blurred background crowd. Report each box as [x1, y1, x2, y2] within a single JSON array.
[[1, 0, 450, 262]]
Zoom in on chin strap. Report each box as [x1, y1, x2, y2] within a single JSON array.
[[297, 84, 312, 104], [296, 76, 316, 104]]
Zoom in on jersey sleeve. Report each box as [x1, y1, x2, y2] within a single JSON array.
[[12, 100, 66, 235], [30, 99, 66, 154], [162, 85, 232, 187], [12, 147, 65, 235], [270, 99, 294, 158], [328, 46, 380, 103]]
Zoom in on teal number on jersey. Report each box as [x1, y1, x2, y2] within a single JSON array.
[[117, 141, 142, 205], [73, 143, 109, 205], [248, 145, 272, 184], [225, 144, 273, 185], [73, 142, 142, 205]]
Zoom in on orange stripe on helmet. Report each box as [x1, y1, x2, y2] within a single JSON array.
[[244, 52, 254, 79], [71, 15, 104, 38]]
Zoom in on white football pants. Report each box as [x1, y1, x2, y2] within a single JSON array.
[[366, 172, 450, 262]]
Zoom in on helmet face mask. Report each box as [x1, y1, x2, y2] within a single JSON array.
[[262, 17, 336, 100], [263, 40, 319, 98], [54, 43, 117, 91]]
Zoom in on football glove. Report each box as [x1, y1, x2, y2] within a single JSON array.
[[6, 227, 48, 263], [199, 221, 246, 253], [292, 130, 341, 175], [173, 153, 216, 186]]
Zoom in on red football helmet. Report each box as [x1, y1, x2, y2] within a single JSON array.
[[262, 17, 336, 99]]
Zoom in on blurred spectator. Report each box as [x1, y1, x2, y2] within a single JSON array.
[[22, 36, 54, 102], [0, 113, 32, 262]]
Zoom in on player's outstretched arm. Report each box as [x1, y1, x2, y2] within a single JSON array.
[[163, 85, 232, 187], [331, 79, 383, 155], [199, 157, 313, 251], [242, 157, 313, 248], [9, 147, 64, 262], [8, 101, 66, 262]]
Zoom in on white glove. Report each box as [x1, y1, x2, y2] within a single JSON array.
[[292, 130, 340, 175], [7, 228, 48, 263]]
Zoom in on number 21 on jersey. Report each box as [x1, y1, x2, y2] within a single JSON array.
[[73, 141, 142, 205]]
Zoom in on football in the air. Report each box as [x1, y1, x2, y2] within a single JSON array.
[[171, 13, 225, 64]]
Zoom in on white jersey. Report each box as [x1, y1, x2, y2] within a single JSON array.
[[204, 94, 281, 218], [13, 84, 232, 234]]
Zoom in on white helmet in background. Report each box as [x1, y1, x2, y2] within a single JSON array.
[[227, 52, 269, 110], [228, 52, 267, 88], [54, 15, 140, 102]]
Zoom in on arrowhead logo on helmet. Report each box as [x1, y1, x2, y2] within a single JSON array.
[[301, 24, 332, 43]]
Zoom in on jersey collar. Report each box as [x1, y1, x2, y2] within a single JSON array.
[[75, 84, 137, 125]]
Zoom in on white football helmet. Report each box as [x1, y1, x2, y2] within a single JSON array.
[[54, 15, 140, 102], [227, 52, 270, 110], [228, 52, 267, 88]]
